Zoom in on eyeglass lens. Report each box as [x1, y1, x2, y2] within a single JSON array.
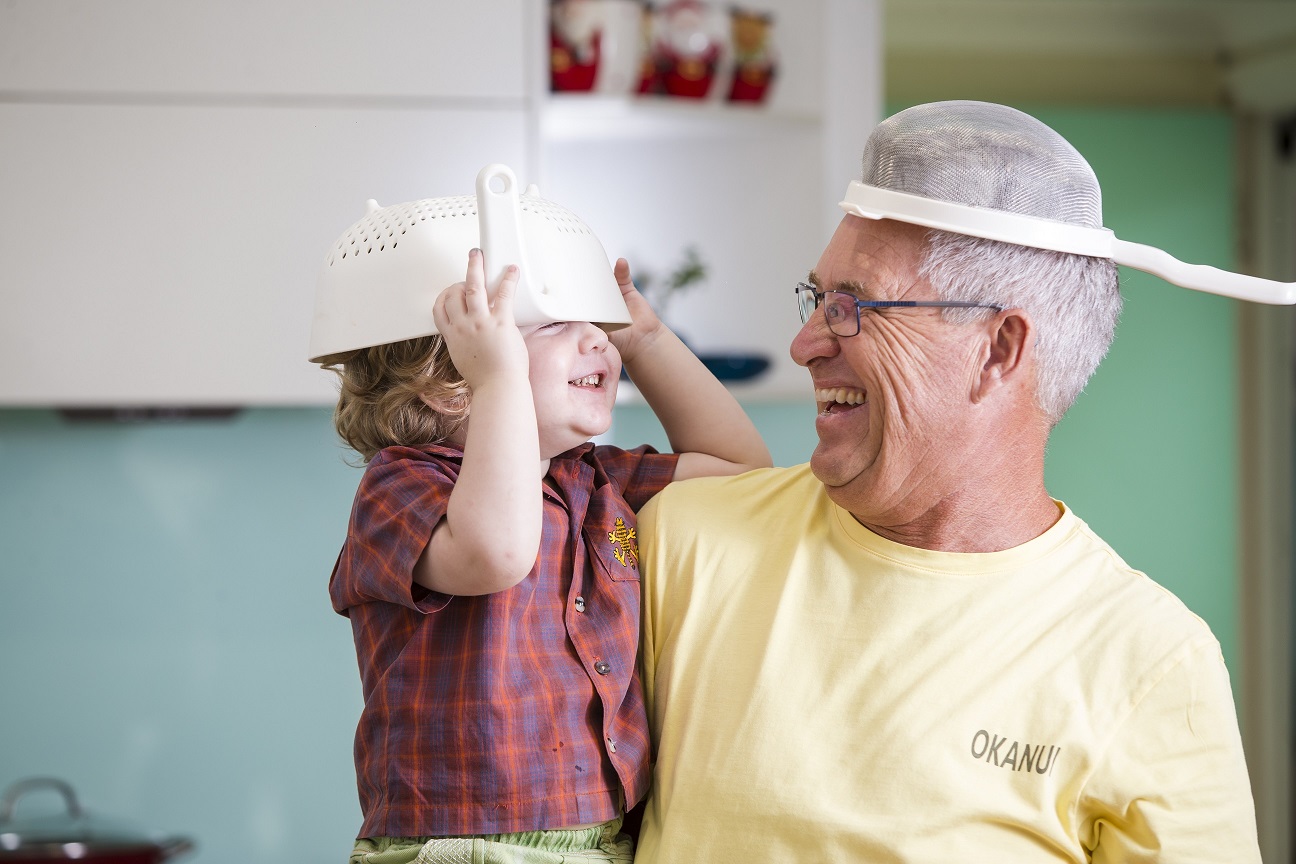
[[822, 294, 858, 335], [796, 286, 816, 322], [797, 286, 860, 337]]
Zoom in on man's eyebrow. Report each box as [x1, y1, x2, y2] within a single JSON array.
[[807, 270, 869, 297]]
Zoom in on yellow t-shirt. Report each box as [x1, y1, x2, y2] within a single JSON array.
[[637, 464, 1259, 863]]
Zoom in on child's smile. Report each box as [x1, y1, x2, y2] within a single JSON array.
[[523, 321, 621, 458]]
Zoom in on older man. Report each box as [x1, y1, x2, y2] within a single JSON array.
[[634, 102, 1261, 862]]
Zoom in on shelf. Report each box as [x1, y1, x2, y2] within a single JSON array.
[[538, 93, 820, 142]]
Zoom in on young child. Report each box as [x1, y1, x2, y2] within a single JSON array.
[[320, 215, 770, 860]]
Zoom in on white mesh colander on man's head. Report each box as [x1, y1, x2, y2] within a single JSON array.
[[840, 101, 1296, 305], [308, 163, 631, 363]]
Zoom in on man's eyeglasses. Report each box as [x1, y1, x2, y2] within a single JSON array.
[[795, 282, 1004, 338]]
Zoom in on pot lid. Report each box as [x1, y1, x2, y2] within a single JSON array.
[[0, 778, 193, 857]]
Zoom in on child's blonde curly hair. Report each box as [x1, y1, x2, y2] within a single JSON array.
[[321, 335, 470, 463]]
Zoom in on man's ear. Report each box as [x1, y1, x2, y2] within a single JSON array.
[[975, 309, 1032, 401]]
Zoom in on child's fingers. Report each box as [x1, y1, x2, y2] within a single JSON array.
[[613, 258, 635, 294], [460, 248, 489, 314], [490, 264, 520, 319], [433, 280, 456, 330]]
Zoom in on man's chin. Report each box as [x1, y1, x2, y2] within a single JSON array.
[[809, 450, 857, 490]]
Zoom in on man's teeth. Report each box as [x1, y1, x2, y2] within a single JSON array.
[[815, 387, 866, 406], [570, 374, 602, 387]]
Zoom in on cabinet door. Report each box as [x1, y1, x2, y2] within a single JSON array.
[[0, 0, 528, 99], [0, 103, 528, 405]]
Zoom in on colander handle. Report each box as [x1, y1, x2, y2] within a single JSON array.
[[475, 164, 538, 317], [1114, 239, 1296, 305]]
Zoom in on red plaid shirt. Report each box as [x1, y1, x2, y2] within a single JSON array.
[[330, 441, 679, 838]]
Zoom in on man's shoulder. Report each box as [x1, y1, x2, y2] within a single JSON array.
[[640, 464, 822, 536], [1058, 505, 1222, 651], [654, 463, 816, 506]]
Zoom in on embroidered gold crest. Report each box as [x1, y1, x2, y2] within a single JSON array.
[[608, 516, 639, 569]]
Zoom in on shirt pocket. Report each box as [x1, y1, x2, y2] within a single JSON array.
[[584, 485, 642, 584]]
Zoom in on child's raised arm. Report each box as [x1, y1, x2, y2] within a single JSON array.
[[609, 258, 772, 480], [414, 250, 541, 595]]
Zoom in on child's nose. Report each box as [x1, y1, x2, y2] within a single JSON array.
[[576, 322, 609, 353]]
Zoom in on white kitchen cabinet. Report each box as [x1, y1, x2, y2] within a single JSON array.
[[0, 0, 532, 406], [0, 0, 878, 406], [0, 102, 528, 405], [0, 1, 527, 99]]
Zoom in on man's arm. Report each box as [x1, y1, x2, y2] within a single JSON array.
[[1080, 639, 1261, 863], [609, 258, 772, 480]]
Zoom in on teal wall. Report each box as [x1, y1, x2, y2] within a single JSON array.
[[1036, 108, 1239, 663], [0, 108, 1237, 864]]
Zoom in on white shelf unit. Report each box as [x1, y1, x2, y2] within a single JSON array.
[[529, 0, 881, 402]]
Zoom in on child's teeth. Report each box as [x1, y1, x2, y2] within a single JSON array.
[[571, 374, 601, 387]]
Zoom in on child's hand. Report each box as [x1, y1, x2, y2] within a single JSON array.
[[607, 258, 669, 364], [433, 249, 529, 389]]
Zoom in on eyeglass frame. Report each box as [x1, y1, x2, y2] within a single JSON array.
[[795, 281, 1004, 337]]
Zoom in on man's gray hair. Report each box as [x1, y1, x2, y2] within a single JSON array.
[[919, 229, 1122, 423]]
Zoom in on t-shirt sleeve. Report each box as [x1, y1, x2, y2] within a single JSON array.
[[592, 443, 680, 511], [329, 451, 457, 614], [1078, 638, 1261, 863]]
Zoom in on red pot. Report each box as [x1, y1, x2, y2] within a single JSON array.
[[0, 778, 194, 864]]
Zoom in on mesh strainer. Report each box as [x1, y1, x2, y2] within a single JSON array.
[[308, 164, 631, 363], [840, 101, 1296, 305]]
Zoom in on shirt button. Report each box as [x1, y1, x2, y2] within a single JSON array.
[[606, 736, 617, 753], [594, 661, 611, 675], [574, 595, 586, 613]]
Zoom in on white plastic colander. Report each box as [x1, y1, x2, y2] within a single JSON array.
[[840, 101, 1296, 305], [308, 164, 631, 363]]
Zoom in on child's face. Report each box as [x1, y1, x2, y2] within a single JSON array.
[[521, 320, 622, 458]]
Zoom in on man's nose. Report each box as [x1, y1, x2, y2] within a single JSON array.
[[789, 313, 839, 368]]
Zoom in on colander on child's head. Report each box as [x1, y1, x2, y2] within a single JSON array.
[[839, 100, 1296, 305], [308, 163, 631, 363]]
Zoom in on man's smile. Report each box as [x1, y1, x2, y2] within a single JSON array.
[[816, 386, 867, 415]]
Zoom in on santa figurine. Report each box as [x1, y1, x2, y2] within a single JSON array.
[[726, 6, 776, 103], [651, 0, 723, 99], [635, 1, 660, 94], [550, 0, 601, 92]]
